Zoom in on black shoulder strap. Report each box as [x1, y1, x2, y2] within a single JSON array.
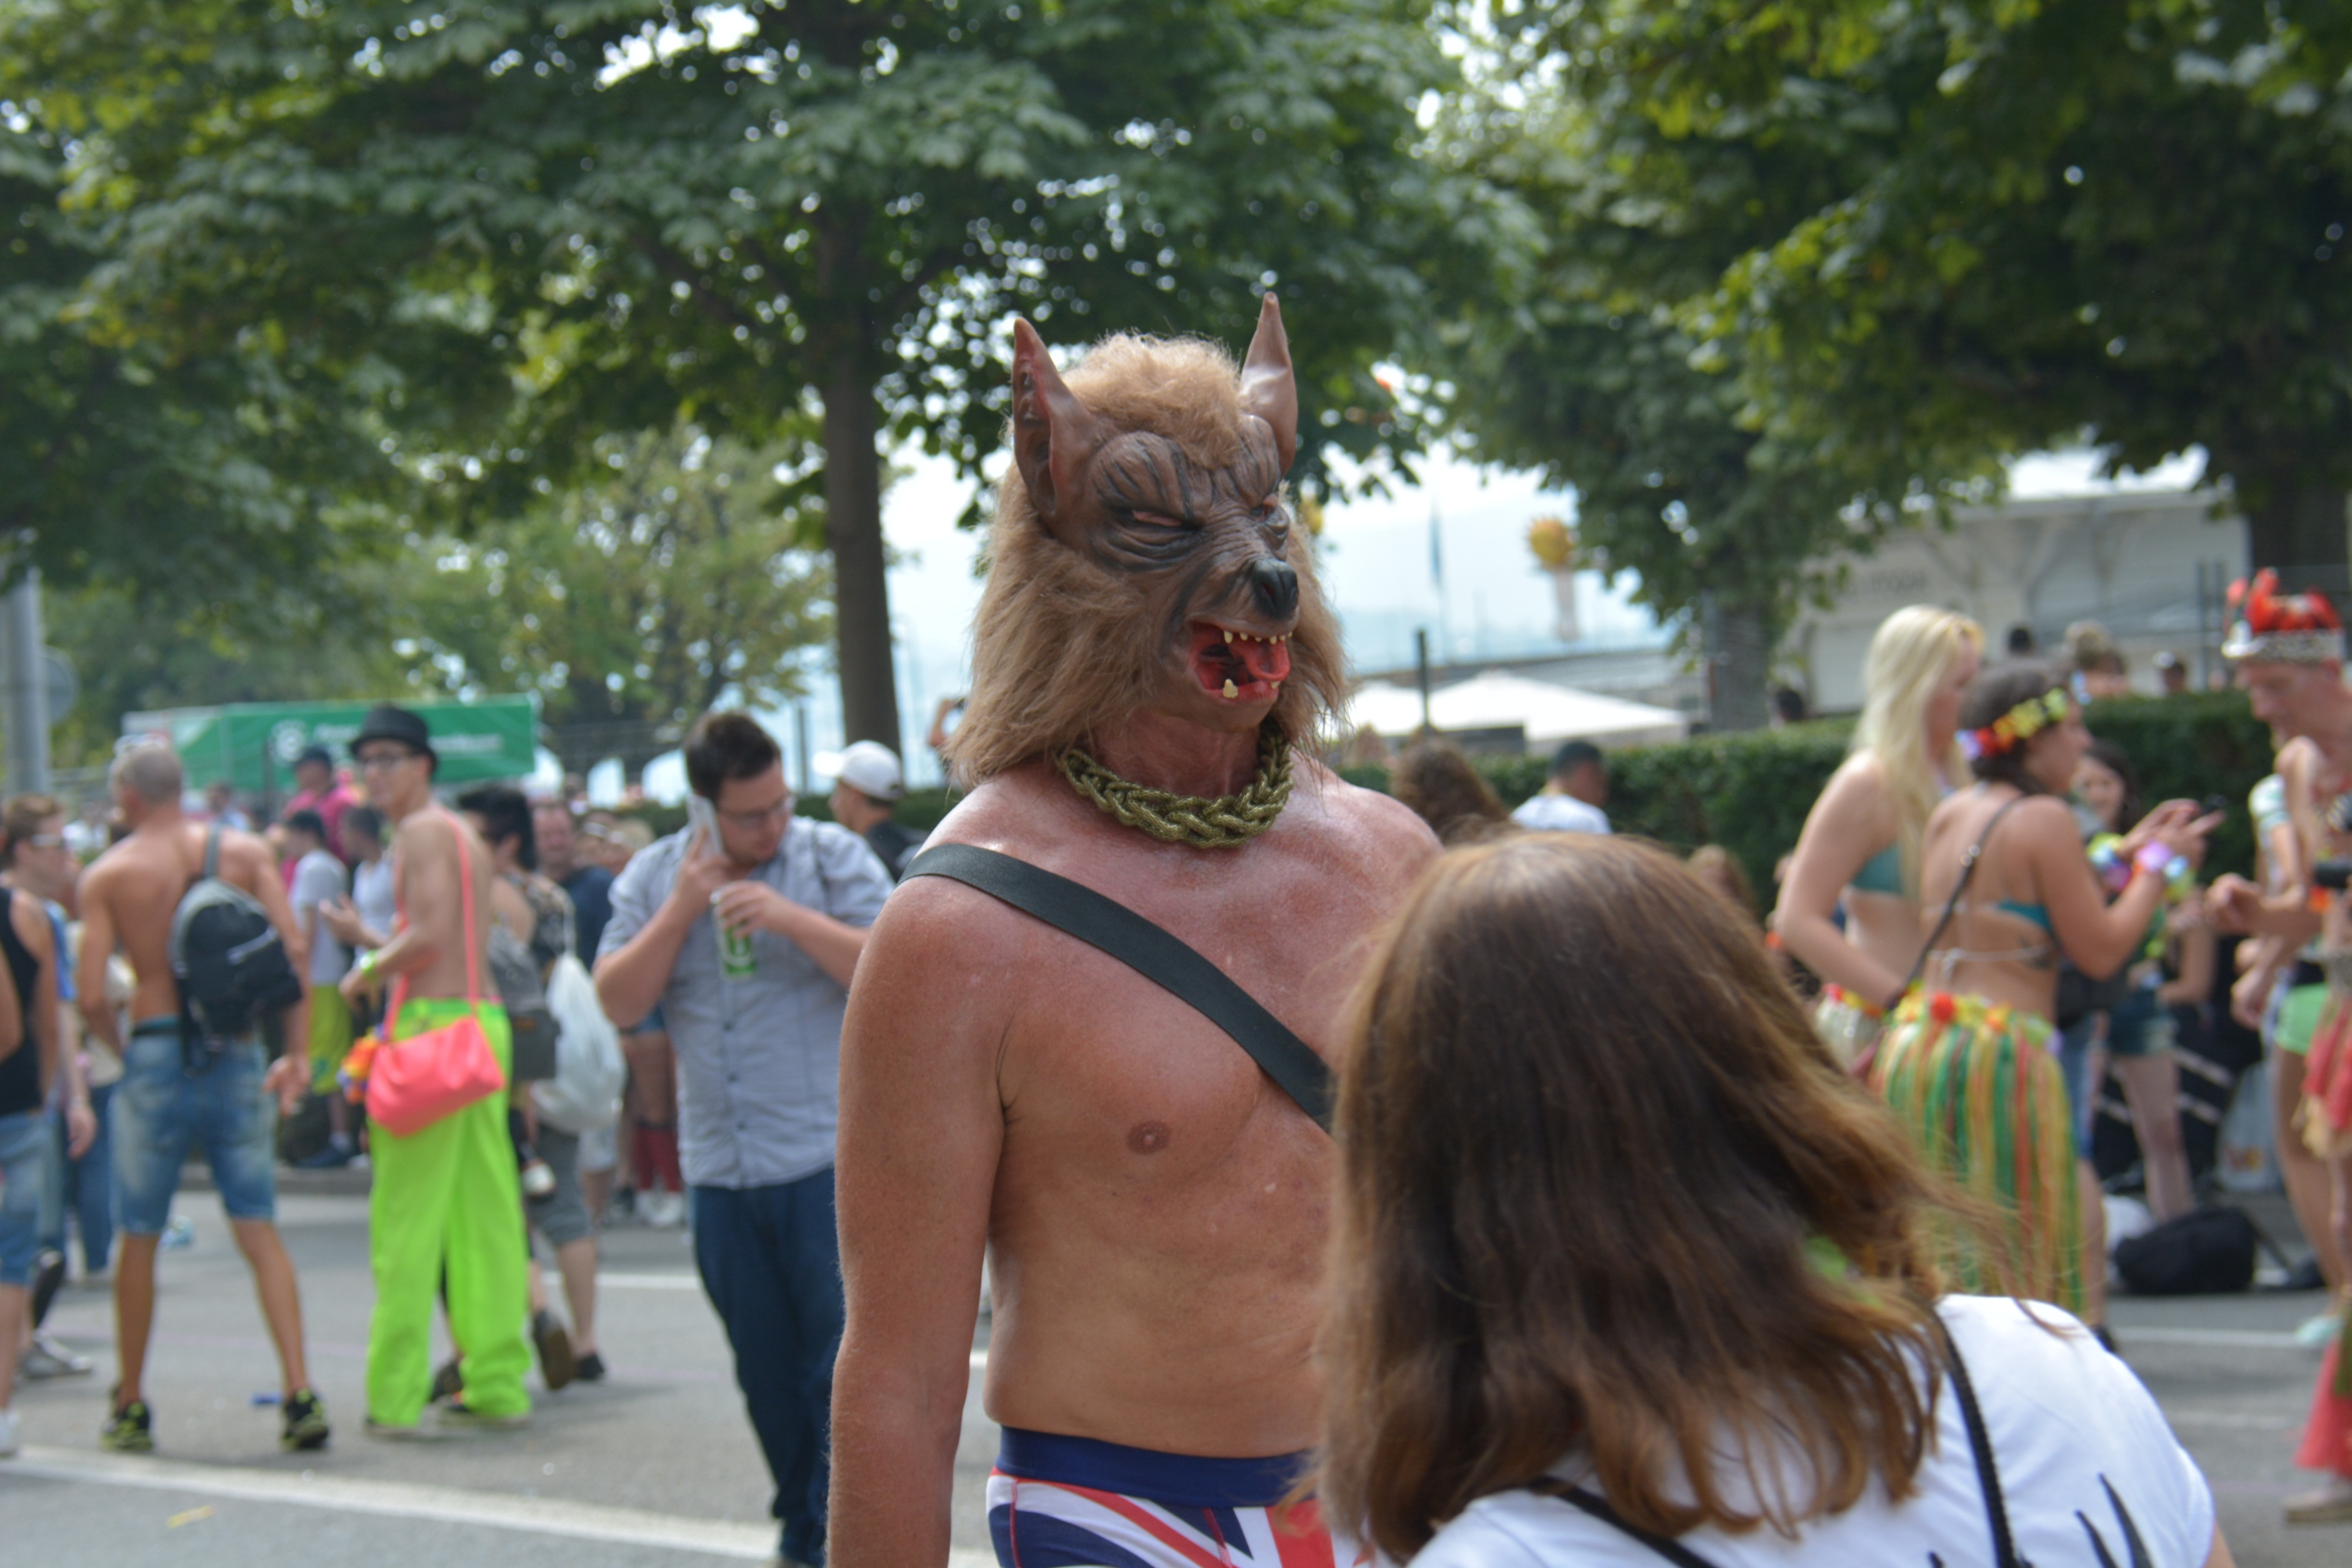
[[1529, 1482, 1723, 1568], [1941, 1321, 2023, 1568], [903, 843, 1333, 1134]]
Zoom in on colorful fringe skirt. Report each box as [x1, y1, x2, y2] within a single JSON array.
[[1872, 991, 2085, 1315]]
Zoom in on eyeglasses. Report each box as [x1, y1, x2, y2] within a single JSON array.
[[356, 750, 422, 772], [22, 834, 64, 848], [717, 799, 792, 831]]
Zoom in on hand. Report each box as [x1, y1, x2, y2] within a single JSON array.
[[2137, 800, 2223, 867], [2204, 873, 2265, 934], [714, 878, 800, 939], [339, 959, 383, 1008], [668, 827, 737, 918], [64, 1098, 95, 1158], [262, 1054, 308, 1118], [319, 897, 371, 948], [2231, 959, 2278, 1031]]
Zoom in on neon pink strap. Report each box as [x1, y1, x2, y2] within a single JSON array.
[[387, 809, 483, 1019]]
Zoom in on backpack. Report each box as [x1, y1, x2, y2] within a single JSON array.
[[170, 827, 305, 1060], [2113, 1205, 2259, 1296]]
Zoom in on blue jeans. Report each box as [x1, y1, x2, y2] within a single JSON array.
[[113, 1021, 276, 1235], [39, 1079, 115, 1274], [693, 1169, 846, 1566], [0, 1108, 47, 1287]]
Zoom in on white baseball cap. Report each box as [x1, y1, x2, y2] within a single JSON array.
[[829, 740, 905, 802]]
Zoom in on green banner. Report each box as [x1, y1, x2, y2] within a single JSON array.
[[123, 697, 540, 793]]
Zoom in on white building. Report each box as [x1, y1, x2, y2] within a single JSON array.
[[1788, 487, 2244, 714]]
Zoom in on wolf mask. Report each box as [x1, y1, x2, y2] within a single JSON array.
[[944, 296, 1347, 787]]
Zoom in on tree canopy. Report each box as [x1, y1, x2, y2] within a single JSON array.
[[7, 0, 1507, 752], [1504, 0, 2352, 580]]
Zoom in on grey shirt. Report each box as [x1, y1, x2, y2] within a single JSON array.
[[597, 818, 894, 1189]]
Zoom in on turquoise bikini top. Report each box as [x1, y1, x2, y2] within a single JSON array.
[[1849, 844, 1904, 897], [1994, 898, 2053, 934]]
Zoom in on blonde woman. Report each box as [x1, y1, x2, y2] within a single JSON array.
[[1773, 607, 1983, 1061]]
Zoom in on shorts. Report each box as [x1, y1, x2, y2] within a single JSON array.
[[576, 1121, 617, 1174], [308, 983, 354, 1093], [987, 1427, 1349, 1567], [2276, 976, 2329, 1058], [526, 1124, 593, 1247], [0, 1108, 47, 1287], [2104, 984, 2172, 1059], [113, 1018, 277, 1235]]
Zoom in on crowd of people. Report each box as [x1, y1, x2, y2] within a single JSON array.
[[4, 305, 2346, 1568]]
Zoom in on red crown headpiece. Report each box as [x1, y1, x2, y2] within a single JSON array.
[[2223, 570, 2344, 664]]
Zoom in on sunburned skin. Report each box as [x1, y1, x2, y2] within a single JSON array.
[[828, 297, 1440, 1568]]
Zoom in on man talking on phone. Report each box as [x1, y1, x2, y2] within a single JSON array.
[[594, 710, 892, 1568]]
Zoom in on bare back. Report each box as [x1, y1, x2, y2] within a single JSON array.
[[838, 758, 1437, 1457], [387, 809, 496, 1003], [81, 815, 302, 1021]]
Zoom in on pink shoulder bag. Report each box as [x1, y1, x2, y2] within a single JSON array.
[[366, 814, 506, 1137]]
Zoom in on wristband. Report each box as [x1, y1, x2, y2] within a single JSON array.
[[2133, 841, 2174, 877], [356, 949, 379, 979]]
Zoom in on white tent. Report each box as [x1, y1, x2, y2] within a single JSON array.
[[1342, 671, 1690, 751]]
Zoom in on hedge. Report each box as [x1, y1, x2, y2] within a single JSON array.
[[618, 693, 2269, 900], [1362, 691, 2270, 900]]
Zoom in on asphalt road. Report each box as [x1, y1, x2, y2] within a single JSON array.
[[4, 1182, 2347, 1566]]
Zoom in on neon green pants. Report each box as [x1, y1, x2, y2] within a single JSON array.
[[363, 998, 530, 1426]]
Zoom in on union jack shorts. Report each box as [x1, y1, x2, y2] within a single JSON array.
[[987, 1427, 1363, 1568]]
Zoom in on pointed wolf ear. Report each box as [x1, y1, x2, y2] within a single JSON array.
[[1010, 319, 1105, 546], [1239, 293, 1298, 474]]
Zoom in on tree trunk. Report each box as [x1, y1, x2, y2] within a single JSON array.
[[2240, 475, 2349, 593], [821, 350, 900, 754], [1705, 595, 1772, 732]]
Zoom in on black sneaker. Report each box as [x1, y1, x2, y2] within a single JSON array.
[[29, 1249, 64, 1327], [280, 1388, 330, 1452], [573, 1351, 606, 1382], [429, 1358, 463, 1405], [101, 1398, 153, 1453]]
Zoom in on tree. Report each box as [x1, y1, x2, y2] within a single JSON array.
[[9, 1, 1506, 753], [1504, 0, 2352, 582], [397, 426, 833, 777], [1428, 71, 1944, 726]]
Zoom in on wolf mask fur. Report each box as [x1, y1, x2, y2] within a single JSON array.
[[944, 296, 1347, 787]]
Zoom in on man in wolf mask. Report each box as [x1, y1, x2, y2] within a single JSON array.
[[830, 299, 1437, 1567]]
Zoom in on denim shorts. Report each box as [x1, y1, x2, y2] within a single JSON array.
[[0, 1107, 46, 1286], [113, 1020, 277, 1235]]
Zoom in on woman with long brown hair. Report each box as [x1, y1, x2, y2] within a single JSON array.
[[1319, 834, 2229, 1566]]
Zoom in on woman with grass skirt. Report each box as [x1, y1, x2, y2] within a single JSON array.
[[1877, 661, 2216, 1323]]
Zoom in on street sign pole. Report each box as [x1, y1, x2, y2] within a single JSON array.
[[2, 568, 50, 794]]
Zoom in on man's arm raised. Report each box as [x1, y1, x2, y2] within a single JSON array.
[[828, 884, 1008, 1568]]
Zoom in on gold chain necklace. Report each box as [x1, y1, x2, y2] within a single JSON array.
[[1055, 728, 1294, 848]]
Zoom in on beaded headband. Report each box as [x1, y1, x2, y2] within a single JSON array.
[[2223, 569, 2345, 664], [1957, 687, 2070, 763]]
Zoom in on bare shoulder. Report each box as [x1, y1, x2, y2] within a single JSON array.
[[1289, 760, 1441, 889], [1815, 751, 1896, 817], [864, 773, 1053, 973], [218, 827, 286, 891]]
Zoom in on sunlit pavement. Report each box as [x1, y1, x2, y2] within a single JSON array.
[[2, 1183, 2346, 1566]]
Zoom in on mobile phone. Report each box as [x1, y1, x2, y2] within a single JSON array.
[[2199, 794, 2230, 818], [686, 794, 717, 851]]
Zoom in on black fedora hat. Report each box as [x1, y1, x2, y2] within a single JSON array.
[[350, 704, 436, 767]]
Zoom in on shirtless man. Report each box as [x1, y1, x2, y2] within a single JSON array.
[[334, 705, 530, 1436], [830, 299, 1439, 1566], [75, 745, 326, 1453]]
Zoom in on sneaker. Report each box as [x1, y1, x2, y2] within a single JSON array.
[[533, 1309, 576, 1391], [2284, 1473, 2352, 1524], [433, 1397, 529, 1433], [293, 1142, 354, 1170], [2296, 1311, 2343, 1352], [21, 1334, 93, 1379], [100, 1398, 154, 1453], [429, 1358, 464, 1405], [573, 1351, 606, 1383], [280, 1388, 330, 1452], [646, 1189, 687, 1229], [0, 1406, 18, 1459]]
